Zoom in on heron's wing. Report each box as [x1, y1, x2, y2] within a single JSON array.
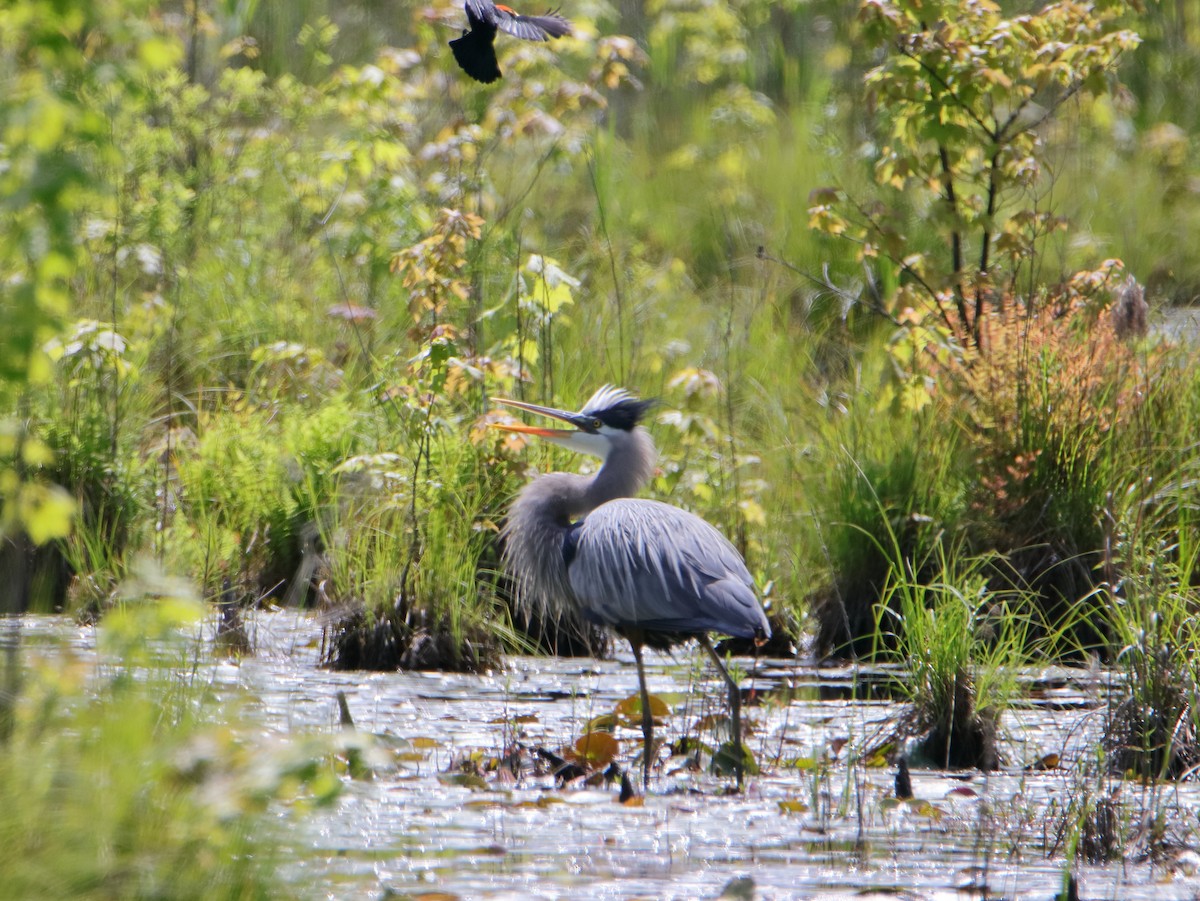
[[491, 4, 572, 41], [567, 499, 769, 639]]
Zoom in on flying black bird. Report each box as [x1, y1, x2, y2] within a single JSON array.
[[450, 0, 572, 84]]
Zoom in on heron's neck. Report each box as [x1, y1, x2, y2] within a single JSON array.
[[583, 427, 656, 511]]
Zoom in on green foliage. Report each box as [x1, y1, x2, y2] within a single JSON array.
[[0, 575, 335, 900], [174, 405, 301, 593], [2, 0, 1199, 687], [1100, 435, 1200, 778], [812, 0, 1140, 341], [878, 545, 1030, 769], [809, 400, 966, 655]]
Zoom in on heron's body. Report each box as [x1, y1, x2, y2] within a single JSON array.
[[509, 494, 767, 647], [493, 386, 770, 789]]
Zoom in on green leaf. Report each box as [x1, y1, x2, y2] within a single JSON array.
[[18, 482, 75, 544], [138, 36, 184, 71], [711, 741, 759, 777]]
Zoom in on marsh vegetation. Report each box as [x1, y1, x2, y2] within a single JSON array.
[[4, 0, 1200, 895]]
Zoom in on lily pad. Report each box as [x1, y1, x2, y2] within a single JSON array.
[[615, 693, 671, 724], [565, 731, 620, 768]]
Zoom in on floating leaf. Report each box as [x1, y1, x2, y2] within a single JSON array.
[[565, 731, 619, 769], [861, 742, 894, 767], [778, 799, 809, 814], [464, 799, 503, 810], [785, 756, 820, 771], [439, 773, 488, 791], [615, 693, 670, 724], [719, 875, 757, 900], [912, 800, 945, 820], [514, 795, 565, 809], [585, 713, 618, 732], [1027, 753, 1060, 771], [711, 742, 760, 777]]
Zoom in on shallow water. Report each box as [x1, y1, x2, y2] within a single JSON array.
[[14, 611, 1200, 899]]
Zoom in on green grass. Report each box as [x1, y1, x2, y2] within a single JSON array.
[[878, 545, 1032, 770], [0, 586, 339, 900], [2, 0, 1199, 690]]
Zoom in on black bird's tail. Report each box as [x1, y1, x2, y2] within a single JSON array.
[[449, 27, 502, 83]]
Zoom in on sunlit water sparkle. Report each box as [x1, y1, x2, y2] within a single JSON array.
[[11, 610, 1200, 900]]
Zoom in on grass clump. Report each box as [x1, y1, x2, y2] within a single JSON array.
[[879, 549, 1028, 771], [810, 410, 965, 658], [1102, 565, 1200, 779], [1098, 403, 1200, 779], [1106, 635, 1200, 780]]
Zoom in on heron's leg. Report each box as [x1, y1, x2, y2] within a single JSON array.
[[629, 638, 653, 790], [699, 634, 743, 790]]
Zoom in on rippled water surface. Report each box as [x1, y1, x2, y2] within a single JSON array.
[[16, 612, 1200, 899]]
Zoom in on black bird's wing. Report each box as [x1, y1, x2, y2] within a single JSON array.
[[465, 0, 572, 41]]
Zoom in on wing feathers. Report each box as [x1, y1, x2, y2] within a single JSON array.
[[463, 1, 571, 41], [567, 499, 770, 639], [494, 6, 572, 40]]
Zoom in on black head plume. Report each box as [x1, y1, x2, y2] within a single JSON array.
[[579, 386, 655, 432]]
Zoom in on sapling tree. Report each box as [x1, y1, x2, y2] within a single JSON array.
[[810, 0, 1140, 349], [806, 0, 1151, 656]]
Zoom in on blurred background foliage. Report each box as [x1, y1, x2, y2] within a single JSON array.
[[0, 0, 1198, 670], [4, 4, 1200, 880]]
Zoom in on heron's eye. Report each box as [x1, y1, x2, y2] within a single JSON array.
[[591, 418, 602, 430]]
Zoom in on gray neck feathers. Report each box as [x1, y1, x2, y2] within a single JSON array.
[[585, 427, 656, 509], [503, 426, 656, 620]]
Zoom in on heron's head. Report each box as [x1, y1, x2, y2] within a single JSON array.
[[490, 385, 654, 461]]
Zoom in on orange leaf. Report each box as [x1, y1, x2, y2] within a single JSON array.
[[565, 731, 619, 768]]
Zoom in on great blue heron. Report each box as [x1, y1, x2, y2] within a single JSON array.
[[492, 385, 771, 789], [449, 1, 572, 84]]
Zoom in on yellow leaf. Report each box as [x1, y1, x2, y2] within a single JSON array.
[[900, 379, 933, 412], [21, 437, 53, 467], [565, 731, 619, 768], [739, 498, 766, 527]]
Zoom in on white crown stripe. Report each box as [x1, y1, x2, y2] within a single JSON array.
[[579, 384, 636, 415]]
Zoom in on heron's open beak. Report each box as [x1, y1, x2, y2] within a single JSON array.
[[489, 397, 590, 436], [490, 421, 578, 440], [489, 396, 608, 458]]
